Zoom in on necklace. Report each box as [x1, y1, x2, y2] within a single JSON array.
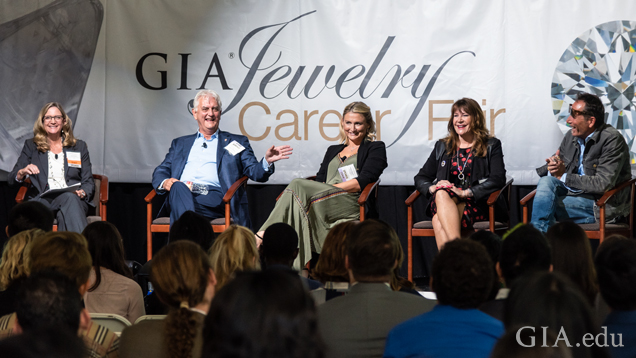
[[456, 148, 472, 186]]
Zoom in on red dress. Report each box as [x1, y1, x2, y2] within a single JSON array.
[[429, 148, 487, 228]]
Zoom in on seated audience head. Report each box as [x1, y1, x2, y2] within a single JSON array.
[[169, 210, 214, 251], [546, 222, 597, 304], [0, 327, 85, 358], [28, 231, 92, 291], [469, 230, 502, 300], [82, 221, 132, 292], [208, 225, 259, 290], [15, 270, 85, 334], [261, 222, 299, 267], [432, 239, 493, 309], [595, 236, 636, 311], [7, 201, 54, 237], [504, 272, 606, 358], [347, 219, 401, 282], [202, 270, 324, 358], [0, 229, 43, 290], [490, 327, 572, 358], [312, 221, 355, 284], [151, 241, 215, 358], [499, 224, 551, 287]]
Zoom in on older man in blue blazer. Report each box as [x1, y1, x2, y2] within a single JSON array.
[[152, 90, 292, 229]]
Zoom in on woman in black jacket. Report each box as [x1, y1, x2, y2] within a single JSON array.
[[415, 98, 506, 249], [258, 102, 387, 270]]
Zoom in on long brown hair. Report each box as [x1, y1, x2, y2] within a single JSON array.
[[82, 222, 132, 292], [312, 221, 355, 283], [151, 241, 212, 358], [32, 102, 77, 152], [442, 98, 491, 157]]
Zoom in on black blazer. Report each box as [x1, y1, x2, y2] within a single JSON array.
[[8, 139, 95, 204], [414, 137, 507, 221], [315, 140, 387, 190]]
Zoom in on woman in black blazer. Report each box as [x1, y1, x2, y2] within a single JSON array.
[[8, 102, 94, 233], [414, 98, 506, 249], [258, 102, 387, 270]]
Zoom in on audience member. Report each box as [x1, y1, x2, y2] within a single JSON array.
[[0, 327, 85, 358], [0, 229, 43, 317], [169, 210, 215, 251], [261, 222, 322, 290], [120, 241, 216, 358], [547, 222, 598, 305], [384, 239, 503, 358], [311, 221, 355, 303], [202, 269, 324, 358], [83, 221, 145, 323], [595, 236, 636, 358], [319, 219, 435, 358], [469, 230, 502, 300], [6, 201, 54, 237], [504, 271, 609, 358], [490, 326, 573, 358], [480, 224, 551, 321], [0, 231, 119, 358], [14, 270, 85, 334], [208, 225, 259, 290]]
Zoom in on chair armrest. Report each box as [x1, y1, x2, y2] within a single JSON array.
[[358, 179, 380, 205], [14, 177, 32, 204], [486, 178, 514, 206], [520, 189, 537, 207], [93, 174, 109, 204], [223, 176, 249, 203], [405, 190, 421, 206], [596, 177, 636, 206], [144, 189, 157, 203]]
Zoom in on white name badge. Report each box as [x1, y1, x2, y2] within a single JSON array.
[[225, 141, 245, 156], [338, 164, 358, 182], [67, 152, 82, 168]]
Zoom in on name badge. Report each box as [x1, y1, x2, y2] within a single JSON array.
[[225, 141, 245, 156], [67, 152, 81, 168], [338, 164, 358, 182]]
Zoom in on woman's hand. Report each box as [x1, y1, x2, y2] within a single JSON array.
[[429, 180, 454, 194], [450, 186, 473, 199], [333, 179, 361, 193], [76, 189, 86, 199], [17, 164, 40, 180]]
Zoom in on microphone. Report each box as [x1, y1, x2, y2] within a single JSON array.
[[55, 154, 58, 159], [202, 143, 207, 148]]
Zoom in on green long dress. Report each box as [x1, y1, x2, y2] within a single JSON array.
[[260, 154, 360, 270]]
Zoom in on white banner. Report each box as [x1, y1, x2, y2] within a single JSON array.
[[2, 0, 636, 184]]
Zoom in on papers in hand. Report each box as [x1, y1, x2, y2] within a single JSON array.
[[41, 183, 81, 197], [338, 164, 358, 183]]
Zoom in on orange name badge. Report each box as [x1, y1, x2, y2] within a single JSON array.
[[67, 152, 82, 168]]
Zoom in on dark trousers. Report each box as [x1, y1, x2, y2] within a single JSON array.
[[168, 181, 224, 226], [32, 191, 88, 233]]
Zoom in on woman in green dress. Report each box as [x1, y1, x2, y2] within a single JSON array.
[[258, 102, 387, 270]]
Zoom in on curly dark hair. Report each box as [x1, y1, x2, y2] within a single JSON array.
[[431, 239, 493, 308], [595, 236, 636, 311], [202, 270, 325, 358], [499, 224, 551, 286]]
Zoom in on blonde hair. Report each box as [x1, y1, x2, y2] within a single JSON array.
[[208, 225, 260, 290], [338, 101, 377, 145], [0, 229, 43, 290], [32, 102, 77, 153]]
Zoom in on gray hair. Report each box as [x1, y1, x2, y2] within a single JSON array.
[[193, 90, 223, 113]]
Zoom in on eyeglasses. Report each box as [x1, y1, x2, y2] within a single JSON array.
[[43, 115, 64, 122], [569, 104, 590, 118]]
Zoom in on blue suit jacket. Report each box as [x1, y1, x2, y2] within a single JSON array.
[[152, 130, 273, 228]]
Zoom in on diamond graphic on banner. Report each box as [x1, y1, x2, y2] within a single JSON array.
[[551, 20, 636, 163]]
